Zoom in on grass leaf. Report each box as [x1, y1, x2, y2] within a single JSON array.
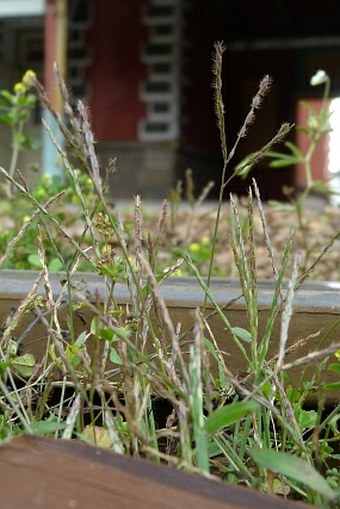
[[250, 448, 337, 500], [204, 401, 259, 434]]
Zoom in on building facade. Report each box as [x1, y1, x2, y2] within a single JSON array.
[[0, 0, 340, 199]]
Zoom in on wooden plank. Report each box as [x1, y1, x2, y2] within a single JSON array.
[[0, 271, 339, 397], [0, 435, 311, 509]]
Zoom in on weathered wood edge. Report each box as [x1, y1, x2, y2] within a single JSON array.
[[1, 270, 340, 312], [0, 435, 312, 509]]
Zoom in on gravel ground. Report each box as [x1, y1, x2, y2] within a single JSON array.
[[122, 198, 340, 281], [1, 197, 339, 281]]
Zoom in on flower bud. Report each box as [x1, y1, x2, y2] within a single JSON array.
[[310, 69, 328, 86], [22, 69, 36, 89]]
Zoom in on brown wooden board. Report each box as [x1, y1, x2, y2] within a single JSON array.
[[0, 435, 313, 509], [0, 271, 339, 399]]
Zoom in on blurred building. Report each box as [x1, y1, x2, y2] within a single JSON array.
[[0, 0, 340, 199]]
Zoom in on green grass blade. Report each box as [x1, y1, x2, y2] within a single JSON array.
[[250, 448, 337, 501], [188, 316, 210, 472], [204, 401, 259, 434]]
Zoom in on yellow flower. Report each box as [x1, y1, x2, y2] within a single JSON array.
[[22, 70, 36, 89], [42, 173, 51, 183], [100, 244, 110, 254], [171, 268, 183, 277], [14, 82, 26, 94], [14, 70, 36, 95], [35, 188, 46, 200], [189, 243, 200, 252]]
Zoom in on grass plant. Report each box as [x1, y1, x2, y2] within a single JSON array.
[[261, 68, 338, 274], [0, 48, 339, 507]]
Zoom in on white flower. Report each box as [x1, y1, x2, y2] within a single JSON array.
[[310, 69, 328, 86]]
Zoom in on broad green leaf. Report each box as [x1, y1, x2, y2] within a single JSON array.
[[11, 353, 35, 378], [328, 363, 340, 373], [65, 344, 82, 369], [98, 327, 115, 342], [91, 318, 130, 343], [75, 331, 88, 346], [48, 258, 63, 272], [250, 448, 337, 500], [109, 347, 123, 365], [207, 440, 223, 458], [99, 326, 130, 342], [204, 401, 258, 434], [31, 416, 65, 435], [28, 253, 42, 268], [295, 408, 318, 429], [231, 326, 252, 343], [285, 386, 302, 403], [0, 89, 14, 102]]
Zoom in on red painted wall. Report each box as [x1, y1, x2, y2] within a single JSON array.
[[88, 0, 147, 140], [295, 99, 329, 186]]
